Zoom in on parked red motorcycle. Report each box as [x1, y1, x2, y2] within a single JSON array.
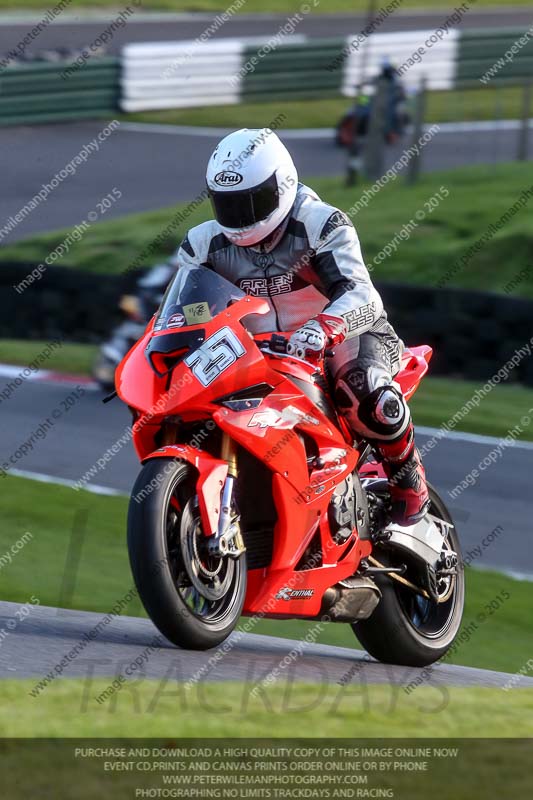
[[116, 265, 464, 667]]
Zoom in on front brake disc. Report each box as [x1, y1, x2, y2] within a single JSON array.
[[179, 498, 234, 602]]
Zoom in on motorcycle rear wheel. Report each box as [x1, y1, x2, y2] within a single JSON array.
[[127, 458, 246, 650], [352, 483, 465, 667]]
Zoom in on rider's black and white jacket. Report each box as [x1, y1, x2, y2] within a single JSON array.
[[176, 183, 385, 337]]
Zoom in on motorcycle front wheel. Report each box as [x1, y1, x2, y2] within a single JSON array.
[[127, 458, 246, 650], [353, 483, 465, 667]]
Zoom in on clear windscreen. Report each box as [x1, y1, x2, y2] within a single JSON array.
[[154, 265, 245, 331]]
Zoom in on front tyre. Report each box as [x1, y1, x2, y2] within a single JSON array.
[[353, 484, 464, 667], [127, 458, 246, 650]]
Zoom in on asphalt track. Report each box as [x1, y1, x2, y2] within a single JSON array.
[[2, 600, 532, 689], [2, 120, 532, 243], [0, 376, 532, 578], [1, 8, 532, 54]]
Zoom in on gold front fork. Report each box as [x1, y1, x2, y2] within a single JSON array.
[[219, 433, 244, 553], [221, 432, 238, 477]]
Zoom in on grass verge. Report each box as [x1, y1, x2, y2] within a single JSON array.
[[2, 163, 532, 297], [407, 376, 533, 440], [0, 681, 532, 738], [122, 86, 530, 129], [0, 475, 531, 675], [0, 0, 530, 11], [0, 339, 97, 376]]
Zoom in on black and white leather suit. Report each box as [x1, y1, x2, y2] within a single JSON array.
[[176, 183, 409, 442]]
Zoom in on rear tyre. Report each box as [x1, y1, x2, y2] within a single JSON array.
[[352, 484, 464, 667], [127, 458, 246, 650]]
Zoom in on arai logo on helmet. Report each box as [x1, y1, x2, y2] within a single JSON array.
[[214, 170, 243, 187]]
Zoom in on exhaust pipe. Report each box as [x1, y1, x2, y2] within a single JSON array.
[[321, 575, 381, 622]]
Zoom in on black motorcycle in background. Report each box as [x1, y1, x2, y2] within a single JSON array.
[[93, 260, 177, 391]]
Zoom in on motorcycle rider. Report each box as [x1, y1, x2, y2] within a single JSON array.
[[379, 57, 409, 143], [175, 128, 429, 525]]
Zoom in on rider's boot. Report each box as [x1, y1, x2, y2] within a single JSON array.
[[377, 422, 430, 526]]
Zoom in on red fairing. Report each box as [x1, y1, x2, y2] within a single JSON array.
[[116, 292, 431, 620], [145, 445, 228, 538], [395, 345, 432, 401]]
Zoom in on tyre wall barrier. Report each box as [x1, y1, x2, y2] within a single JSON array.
[[379, 281, 533, 387], [1, 262, 532, 386], [0, 57, 120, 126], [0, 264, 127, 342]]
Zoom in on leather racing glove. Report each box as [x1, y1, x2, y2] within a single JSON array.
[[287, 313, 347, 362]]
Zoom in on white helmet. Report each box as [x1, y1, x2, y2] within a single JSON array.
[[206, 128, 298, 247]]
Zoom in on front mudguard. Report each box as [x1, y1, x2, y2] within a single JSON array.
[[142, 445, 228, 537]]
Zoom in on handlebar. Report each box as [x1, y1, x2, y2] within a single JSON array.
[[256, 333, 290, 355]]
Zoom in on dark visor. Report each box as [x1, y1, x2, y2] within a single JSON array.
[[209, 171, 279, 229]]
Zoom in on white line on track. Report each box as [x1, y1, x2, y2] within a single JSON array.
[[473, 564, 533, 583], [118, 119, 533, 139], [416, 425, 533, 452], [6, 468, 123, 496], [0, 363, 98, 389]]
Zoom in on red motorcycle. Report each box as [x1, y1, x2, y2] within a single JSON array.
[[116, 265, 464, 667]]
